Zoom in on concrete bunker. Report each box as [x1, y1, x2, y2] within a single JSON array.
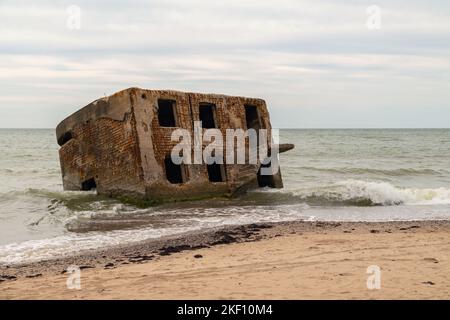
[[56, 88, 294, 204]]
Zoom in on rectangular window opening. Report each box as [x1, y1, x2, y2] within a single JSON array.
[[158, 99, 177, 127], [57, 131, 73, 146], [164, 157, 185, 184], [199, 103, 217, 129], [81, 178, 97, 191], [257, 162, 276, 188], [207, 163, 225, 182], [244, 105, 261, 130]]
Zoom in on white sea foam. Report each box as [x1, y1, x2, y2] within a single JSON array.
[[0, 204, 308, 265], [292, 180, 450, 206], [1, 182, 450, 265]]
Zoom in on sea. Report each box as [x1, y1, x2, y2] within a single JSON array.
[[0, 128, 449, 265]]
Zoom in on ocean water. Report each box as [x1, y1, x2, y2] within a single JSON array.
[[0, 128, 449, 265]]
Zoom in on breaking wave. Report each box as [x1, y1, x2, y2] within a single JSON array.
[[288, 180, 450, 206]]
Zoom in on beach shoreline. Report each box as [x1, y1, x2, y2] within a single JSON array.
[[1, 219, 449, 299]]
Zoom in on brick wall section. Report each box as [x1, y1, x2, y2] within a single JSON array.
[[57, 88, 281, 202], [133, 89, 273, 200], [58, 114, 144, 195]]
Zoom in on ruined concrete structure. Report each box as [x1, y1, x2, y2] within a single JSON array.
[[56, 88, 294, 204]]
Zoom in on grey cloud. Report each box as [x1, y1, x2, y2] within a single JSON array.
[[0, 0, 449, 128]]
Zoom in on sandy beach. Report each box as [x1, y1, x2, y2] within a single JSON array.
[[1, 220, 449, 300]]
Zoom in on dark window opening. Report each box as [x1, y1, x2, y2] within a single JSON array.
[[207, 163, 225, 182], [81, 178, 97, 191], [164, 157, 185, 184], [199, 103, 217, 129], [245, 105, 262, 130], [257, 163, 276, 188], [57, 131, 73, 146], [158, 99, 177, 127]]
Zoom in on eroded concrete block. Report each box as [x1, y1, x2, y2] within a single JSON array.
[[56, 88, 294, 204]]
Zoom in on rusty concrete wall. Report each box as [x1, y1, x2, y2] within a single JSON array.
[[57, 89, 145, 196], [57, 87, 279, 202], [132, 89, 229, 200], [131, 88, 273, 200]]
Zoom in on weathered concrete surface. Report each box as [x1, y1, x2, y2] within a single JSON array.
[[56, 88, 293, 204]]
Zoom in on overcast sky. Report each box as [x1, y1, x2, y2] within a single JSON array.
[[1, 0, 450, 128]]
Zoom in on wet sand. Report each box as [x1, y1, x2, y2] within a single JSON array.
[[1, 220, 449, 299]]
